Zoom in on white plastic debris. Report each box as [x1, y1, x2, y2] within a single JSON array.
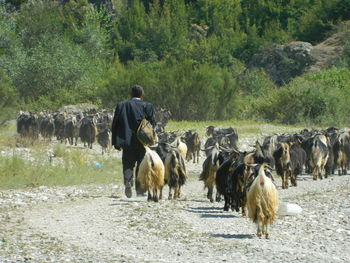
[[278, 202, 302, 216]]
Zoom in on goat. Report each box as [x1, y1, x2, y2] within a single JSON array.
[[137, 146, 165, 202], [17, 112, 39, 140], [333, 132, 350, 176], [170, 137, 187, 160], [205, 126, 238, 149], [79, 115, 97, 149], [164, 149, 187, 200], [64, 116, 77, 145], [54, 112, 66, 142], [246, 164, 279, 239], [273, 142, 292, 189], [39, 113, 55, 141], [310, 135, 329, 180], [184, 130, 201, 163], [215, 150, 248, 213], [97, 123, 111, 155], [290, 146, 305, 186], [199, 143, 225, 202]]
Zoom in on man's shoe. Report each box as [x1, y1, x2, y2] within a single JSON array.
[[125, 185, 132, 198]]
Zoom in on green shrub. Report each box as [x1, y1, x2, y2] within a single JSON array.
[[98, 59, 239, 120], [249, 68, 350, 125], [0, 69, 19, 125], [342, 39, 350, 67]]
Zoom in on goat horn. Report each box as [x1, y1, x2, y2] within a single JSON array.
[[219, 146, 231, 152], [230, 147, 240, 154], [265, 165, 274, 171], [205, 146, 215, 150], [246, 163, 258, 168]]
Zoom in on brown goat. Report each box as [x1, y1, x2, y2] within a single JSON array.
[[273, 142, 292, 189], [199, 144, 221, 202]]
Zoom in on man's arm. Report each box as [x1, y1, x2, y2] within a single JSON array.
[[145, 103, 157, 128]]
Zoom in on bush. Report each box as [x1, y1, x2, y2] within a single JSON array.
[[98, 59, 239, 120], [238, 68, 276, 96], [342, 39, 350, 67], [0, 69, 18, 125], [249, 68, 350, 125], [0, 1, 108, 111]]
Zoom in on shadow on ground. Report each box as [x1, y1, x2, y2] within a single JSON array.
[[211, 233, 254, 239], [186, 206, 237, 218]]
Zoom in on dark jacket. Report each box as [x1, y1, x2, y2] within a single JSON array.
[[112, 98, 156, 148]]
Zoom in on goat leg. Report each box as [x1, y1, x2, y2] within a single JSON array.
[[265, 224, 269, 239], [257, 222, 262, 238], [223, 195, 229, 211], [153, 189, 158, 202], [147, 191, 152, 202], [176, 186, 181, 199], [207, 186, 214, 203], [215, 191, 221, 202], [159, 187, 163, 200], [168, 187, 173, 200], [242, 206, 246, 217]]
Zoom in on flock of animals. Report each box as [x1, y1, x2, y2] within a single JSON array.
[[15, 109, 350, 238]]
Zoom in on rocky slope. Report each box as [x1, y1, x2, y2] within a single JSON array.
[[249, 26, 350, 85]]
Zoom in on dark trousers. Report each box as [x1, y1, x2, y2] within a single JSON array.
[[122, 143, 146, 193]]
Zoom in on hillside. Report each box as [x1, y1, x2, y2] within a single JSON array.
[[248, 24, 350, 86], [1, 0, 350, 125], [309, 25, 350, 72]]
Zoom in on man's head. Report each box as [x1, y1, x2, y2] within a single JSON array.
[[131, 85, 145, 99]]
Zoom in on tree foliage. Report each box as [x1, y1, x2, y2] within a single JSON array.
[[0, 0, 349, 124], [0, 69, 18, 125]]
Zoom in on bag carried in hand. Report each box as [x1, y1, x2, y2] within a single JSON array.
[[137, 119, 157, 146]]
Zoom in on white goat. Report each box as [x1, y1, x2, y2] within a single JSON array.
[[247, 164, 279, 238], [137, 146, 165, 202]]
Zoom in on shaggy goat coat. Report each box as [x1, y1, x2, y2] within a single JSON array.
[[247, 165, 279, 236], [199, 145, 222, 202], [164, 149, 187, 199], [170, 138, 188, 160], [137, 147, 165, 201]]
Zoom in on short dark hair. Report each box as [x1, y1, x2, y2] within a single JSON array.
[[131, 85, 144, 98]]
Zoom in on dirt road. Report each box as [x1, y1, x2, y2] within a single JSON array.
[[1, 167, 349, 263]]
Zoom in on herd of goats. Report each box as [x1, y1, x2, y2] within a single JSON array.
[[15, 109, 349, 238]]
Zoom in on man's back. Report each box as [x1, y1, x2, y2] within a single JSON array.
[[112, 98, 156, 148], [111, 84, 157, 198]]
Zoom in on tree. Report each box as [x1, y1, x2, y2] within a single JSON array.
[[0, 69, 18, 125]]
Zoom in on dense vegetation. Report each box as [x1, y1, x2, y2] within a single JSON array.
[[1, 0, 350, 125]]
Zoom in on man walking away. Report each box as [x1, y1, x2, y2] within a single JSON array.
[[112, 85, 157, 198]]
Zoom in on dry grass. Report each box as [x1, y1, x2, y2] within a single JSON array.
[[166, 119, 305, 137], [0, 152, 122, 189], [0, 119, 308, 190], [0, 123, 122, 190]]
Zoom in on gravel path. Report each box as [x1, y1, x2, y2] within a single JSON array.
[[1, 125, 349, 262], [1, 161, 349, 262]]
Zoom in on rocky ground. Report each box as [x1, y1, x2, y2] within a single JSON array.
[[0, 161, 349, 262], [0, 127, 350, 263]]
